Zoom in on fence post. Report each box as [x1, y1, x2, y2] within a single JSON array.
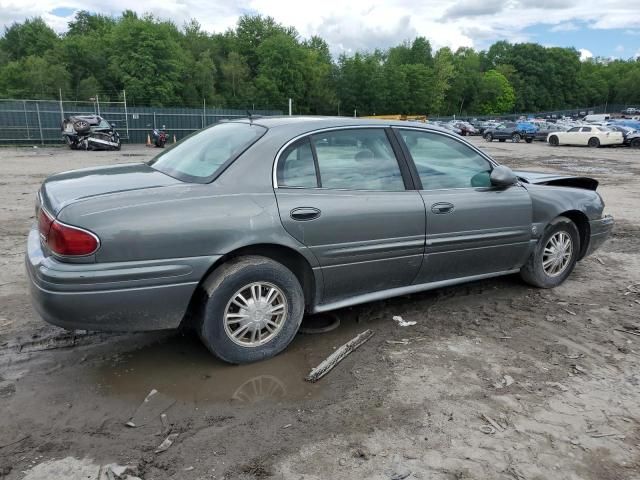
[[153, 111, 156, 129], [35, 103, 44, 145], [96, 94, 101, 116], [202, 98, 206, 128], [23, 100, 30, 139], [123, 89, 130, 140], [59, 88, 64, 122]]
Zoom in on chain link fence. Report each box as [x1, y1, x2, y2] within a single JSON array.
[[0, 97, 282, 145]]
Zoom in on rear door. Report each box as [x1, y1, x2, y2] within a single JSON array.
[[274, 127, 426, 305], [394, 128, 533, 283]]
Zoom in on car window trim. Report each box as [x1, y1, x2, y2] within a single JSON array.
[[273, 125, 414, 192], [276, 138, 320, 189], [392, 127, 503, 193]]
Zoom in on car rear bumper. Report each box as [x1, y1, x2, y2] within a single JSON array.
[[25, 226, 220, 332], [585, 215, 614, 257]]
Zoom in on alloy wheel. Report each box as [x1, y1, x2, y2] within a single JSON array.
[[542, 231, 573, 277]]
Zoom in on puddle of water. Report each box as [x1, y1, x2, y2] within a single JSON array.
[[91, 314, 368, 406]]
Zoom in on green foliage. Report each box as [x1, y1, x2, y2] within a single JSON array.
[[475, 70, 515, 114], [1, 13, 639, 115], [1, 17, 58, 61]]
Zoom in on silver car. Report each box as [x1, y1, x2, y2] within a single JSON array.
[[26, 117, 614, 363]]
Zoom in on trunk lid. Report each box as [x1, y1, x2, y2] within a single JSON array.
[[40, 163, 181, 215]]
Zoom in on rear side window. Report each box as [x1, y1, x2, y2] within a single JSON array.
[[149, 122, 266, 183], [311, 129, 405, 190], [277, 140, 318, 188], [400, 130, 492, 190], [581, 127, 592, 132]]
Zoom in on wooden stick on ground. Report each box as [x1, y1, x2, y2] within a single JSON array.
[[305, 329, 375, 383]]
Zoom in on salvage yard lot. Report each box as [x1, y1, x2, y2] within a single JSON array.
[[0, 138, 639, 479]]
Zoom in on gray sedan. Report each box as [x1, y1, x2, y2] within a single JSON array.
[[26, 117, 614, 363]]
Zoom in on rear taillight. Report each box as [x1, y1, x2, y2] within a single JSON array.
[[38, 208, 99, 256], [38, 208, 53, 241]]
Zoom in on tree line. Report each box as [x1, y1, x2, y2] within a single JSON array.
[[1, 12, 639, 115]]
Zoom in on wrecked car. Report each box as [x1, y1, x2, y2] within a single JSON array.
[[61, 115, 121, 150], [27, 117, 613, 363]]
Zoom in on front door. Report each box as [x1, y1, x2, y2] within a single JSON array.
[[274, 128, 426, 304], [394, 128, 533, 284]]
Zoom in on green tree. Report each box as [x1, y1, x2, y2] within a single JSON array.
[[1, 17, 59, 61], [474, 69, 515, 114]]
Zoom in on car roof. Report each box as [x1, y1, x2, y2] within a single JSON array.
[[230, 115, 452, 137]]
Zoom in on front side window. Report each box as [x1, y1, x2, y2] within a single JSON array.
[[311, 129, 405, 190], [277, 140, 318, 188], [568, 127, 580, 132], [149, 122, 266, 183], [399, 130, 492, 190]]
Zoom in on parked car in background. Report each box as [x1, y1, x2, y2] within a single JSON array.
[[622, 107, 638, 115], [547, 125, 624, 147], [483, 122, 535, 143], [534, 123, 565, 141], [26, 117, 613, 363], [61, 115, 121, 151], [449, 121, 477, 136], [516, 121, 537, 135]]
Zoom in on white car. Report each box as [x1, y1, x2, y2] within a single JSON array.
[[547, 126, 624, 148]]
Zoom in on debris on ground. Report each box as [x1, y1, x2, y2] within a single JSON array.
[[546, 381, 569, 392], [17, 331, 102, 353], [572, 365, 586, 375], [385, 339, 409, 345], [104, 464, 140, 479], [481, 414, 506, 433], [305, 330, 375, 382], [155, 432, 179, 454], [494, 375, 514, 389], [125, 389, 175, 428], [392, 316, 416, 327]]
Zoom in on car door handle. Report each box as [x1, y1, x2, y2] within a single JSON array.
[[431, 202, 454, 214], [290, 207, 321, 221]]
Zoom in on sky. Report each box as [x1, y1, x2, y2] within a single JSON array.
[[2, 0, 640, 59]]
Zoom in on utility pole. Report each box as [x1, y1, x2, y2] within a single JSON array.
[[288, 98, 292, 116]]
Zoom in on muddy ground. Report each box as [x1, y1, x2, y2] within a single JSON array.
[[0, 138, 639, 480]]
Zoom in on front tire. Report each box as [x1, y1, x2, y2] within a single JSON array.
[[512, 133, 521, 143], [520, 216, 580, 288], [629, 138, 640, 149], [484, 133, 493, 142], [549, 135, 559, 146], [199, 256, 304, 364]]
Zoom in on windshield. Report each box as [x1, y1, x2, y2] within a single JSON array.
[[149, 122, 267, 183]]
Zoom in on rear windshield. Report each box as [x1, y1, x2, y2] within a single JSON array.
[[149, 122, 267, 183]]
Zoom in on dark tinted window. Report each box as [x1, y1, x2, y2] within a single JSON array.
[[149, 122, 266, 183], [311, 129, 405, 190], [568, 127, 580, 132], [400, 130, 492, 190], [277, 140, 318, 188], [581, 127, 592, 132]]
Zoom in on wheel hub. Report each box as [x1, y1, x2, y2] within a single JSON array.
[[542, 232, 573, 277], [223, 282, 288, 347]]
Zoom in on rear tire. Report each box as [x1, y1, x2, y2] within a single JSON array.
[[629, 138, 640, 148], [198, 256, 304, 364], [549, 135, 559, 146], [588, 137, 600, 148], [512, 133, 521, 143], [520, 216, 580, 288], [484, 133, 493, 142], [525, 137, 533, 144]]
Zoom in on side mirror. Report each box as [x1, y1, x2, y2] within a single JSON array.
[[490, 165, 518, 187]]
